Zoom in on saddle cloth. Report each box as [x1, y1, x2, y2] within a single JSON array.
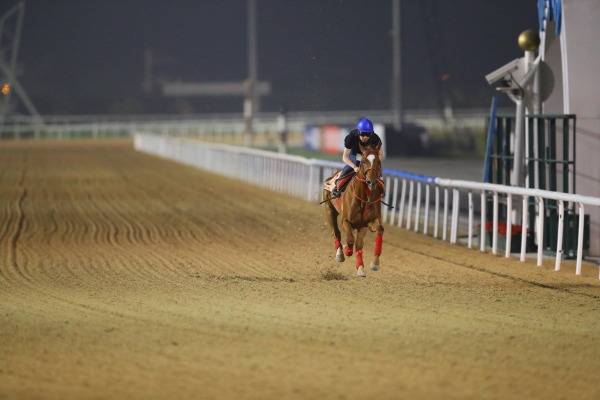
[[323, 171, 386, 197], [323, 170, 354, 193]]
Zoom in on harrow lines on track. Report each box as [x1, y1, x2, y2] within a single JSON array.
[[80, 194, 168, 285], [44, 181, 150, 285], [82, 192, 166, 282], [0, 166, 31, 286], [74, 148, 223, 284], [0, 187, 20, 287], [106, 161, 268, 278]]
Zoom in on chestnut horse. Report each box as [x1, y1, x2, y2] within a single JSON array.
[[322, 143, 384, 277]]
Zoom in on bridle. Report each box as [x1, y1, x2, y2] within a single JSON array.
[[355, 149, 382, 187], [353, 149, 384, 218]]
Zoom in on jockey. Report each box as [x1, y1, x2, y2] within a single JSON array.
[[332, 118, 383, 198]]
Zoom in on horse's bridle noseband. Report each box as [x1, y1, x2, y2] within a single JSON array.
[[356, 149, 382, 181], [350, 149, 384, 219]]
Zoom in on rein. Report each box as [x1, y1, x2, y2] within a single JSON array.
[[352, 179, 385, 219], [353, 150, 385, 219]]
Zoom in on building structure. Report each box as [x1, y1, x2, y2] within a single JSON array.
[[537, 0, 599, 255]]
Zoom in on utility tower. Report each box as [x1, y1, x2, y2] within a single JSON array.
[[0, 0, 40, 119]]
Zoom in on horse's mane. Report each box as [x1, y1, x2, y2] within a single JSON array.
[[362, 143, 379, 151], [360, 142, 381, 154]]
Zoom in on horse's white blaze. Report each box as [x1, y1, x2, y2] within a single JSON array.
[[367, 154, 375, 166]]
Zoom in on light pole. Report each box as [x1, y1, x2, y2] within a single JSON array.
[[245, 0, 258, 146], [391, 0, 402, 131], [485, 30, 541, 187]]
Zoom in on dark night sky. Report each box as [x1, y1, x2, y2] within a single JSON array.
[[4, 0, 539, 115]]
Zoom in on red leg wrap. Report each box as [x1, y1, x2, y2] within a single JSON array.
[[334, 238, 341, 250], [374, 235, 383, 256], [356, 249, 363, 269], [345, 245, 353, 257]]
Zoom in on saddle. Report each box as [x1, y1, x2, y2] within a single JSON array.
[[323, 170, 355, 194]]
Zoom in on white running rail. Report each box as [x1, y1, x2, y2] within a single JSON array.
[[135, 133, 600, 278], [134, 133, 339, 202], [384, 171, 600, 278]]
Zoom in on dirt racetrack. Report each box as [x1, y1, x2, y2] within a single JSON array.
[[1, 139, 599, 400]]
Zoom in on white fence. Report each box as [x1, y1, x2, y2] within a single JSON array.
[[134, 133, 600, 278], [1, 107, 501, 141], [134, 132, 334, 201], [0, 114, 303, 142]]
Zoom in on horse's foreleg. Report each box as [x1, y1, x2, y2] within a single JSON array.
[[325, 197, 344, 262], [332, 224, 344, 262], [355, 228, 368, 277], [341, 219, 355, 257], [334, 238, 345, 262], [368, 221, 384, 271]]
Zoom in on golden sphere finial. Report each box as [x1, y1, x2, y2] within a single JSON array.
[[518, 29, 540, 52]]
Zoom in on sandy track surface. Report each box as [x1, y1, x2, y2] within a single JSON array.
[[1, 139, 599, 400]]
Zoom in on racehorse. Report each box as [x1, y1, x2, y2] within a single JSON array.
[[322, 142, 384, 277]]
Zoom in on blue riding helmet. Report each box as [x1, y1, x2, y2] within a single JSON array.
[[356, 118, 374, 133]]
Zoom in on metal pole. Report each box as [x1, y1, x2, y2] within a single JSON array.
[[442, 188, 448, 241], [575, 203, 584, 276], [505, 194, 513, 257], [554, 200, 564, 271], [248, 0, 258, 113], [390, 178, 399, 225], [407, 180, 414, 230], [512, 99, 525, 187], [414, 182, 421, 232], [451, 189, 459, 243], [398, 179, 406, 228], [468, 191, 473, 249], [512, 51, 534, 188], [424, 185, 430, 235], [391, 0, 402, 131], [434, 186, 439, 238], [11, 1, 25, 71], [520, 196, 528, 262], [492, 192, 499, 255], [245, 0, 257, 146], [480, 192, 486, 252], [537, 197, 544, 266]]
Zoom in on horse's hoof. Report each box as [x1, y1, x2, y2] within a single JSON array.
[[336, 248, 345, 262], [370, 263, 379, 271], [357, 266, 366, 277]]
